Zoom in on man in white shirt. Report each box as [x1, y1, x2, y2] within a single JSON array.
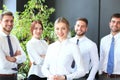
[[99, 13, 120, 80], [0, 11, 26, 80], [70, 18, 99, 80]]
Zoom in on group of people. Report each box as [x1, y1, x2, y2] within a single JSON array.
[[0, 11, 120, 80]]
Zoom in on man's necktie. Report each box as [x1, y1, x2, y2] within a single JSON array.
[[107, 37, 114, 75], [7, 35, 14, 57], [7, 36, 18, 71], [71, 39, 79, 68], [76, 39, 79, 45]]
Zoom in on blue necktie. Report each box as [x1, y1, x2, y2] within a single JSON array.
[[107, 37, 114, 75], [71, 39, 79, 68], [7, 35, 14, 57]]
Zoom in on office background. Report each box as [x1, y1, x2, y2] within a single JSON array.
[[0, 0, 120, 47]]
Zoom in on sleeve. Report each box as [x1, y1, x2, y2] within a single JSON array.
[[41, 46, 52, 77], [42, 40, 48, 46], [26, 41, 44, 65], [0, 46, 16, 69], [13, 36, 26, 64], [99, 39, 104, 74], [87, 43, 99, 80], [67, 44, 85, 79]]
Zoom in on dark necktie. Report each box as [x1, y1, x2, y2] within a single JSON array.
[[7, 35, 14, 57], [7, 36, 18, 71], [76, 39, 79, 45], [71, 39, 79, 68], [107, 37, 114, 75]]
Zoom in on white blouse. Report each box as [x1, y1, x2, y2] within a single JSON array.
[[42, 39, 85, 80], [26, 37, 48, 77]]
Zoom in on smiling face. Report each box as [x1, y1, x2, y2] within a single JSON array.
[[54, 17, 69, 42], [75, 20, 88, 37], [30, 20, 43, 39], [55, 22, 69, 41], [109, 17, 120, 35], [0, 15, 14, 35], [32, 23, 43, 39]]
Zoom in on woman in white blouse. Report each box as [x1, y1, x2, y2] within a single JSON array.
[[42, 17, 85, 80], [26, 20, 48, 80]]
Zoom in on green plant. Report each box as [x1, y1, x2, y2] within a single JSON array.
[[14, 0, 55, 77], [0, 0, 55, 78]]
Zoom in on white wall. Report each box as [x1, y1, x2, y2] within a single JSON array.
[[3, 0, 16, 14]]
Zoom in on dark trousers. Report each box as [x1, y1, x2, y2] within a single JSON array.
[[98, 72, 120, 80], [98, 74, 120, 80], [74, 77, 86, 80], [73, 74, 89, 80], [0, 74, 17, 80], [27, 74, 47, 80]]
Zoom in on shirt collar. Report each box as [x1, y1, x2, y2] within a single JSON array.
[[56, 39, 69, 45], [31, 37, 41, 41], [75, 35, 86, 42], [0, 31, 11, 37], [110, 32, 120, 41]]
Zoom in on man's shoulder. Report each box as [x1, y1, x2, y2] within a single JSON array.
[[69, 37, 76, 42], [69, 37, 76, 40], [101, 34, 110, 41], [0, 33, 5, 41], [86, 38, 96, 44]]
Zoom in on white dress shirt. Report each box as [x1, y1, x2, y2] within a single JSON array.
[[42, 39, 85, 80], [26, 37, 48, 77], [70, 35, 99, 80], [0, 31, 26, 74], [99, 32, 120, 74]]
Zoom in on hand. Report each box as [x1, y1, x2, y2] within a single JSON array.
[[52, 75, 65, 80], [6, 56, 16, 62], [48, 75, 54, 80], [14, 50, 21, 56], [48, 75, 58, 80]]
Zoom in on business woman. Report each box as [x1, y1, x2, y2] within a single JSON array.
[[26, 20, 48, 80], [42, 17, 85, 80]]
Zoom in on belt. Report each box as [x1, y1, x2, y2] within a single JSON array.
[[102, 72, 120, 78], [0, 74, 16, 76]]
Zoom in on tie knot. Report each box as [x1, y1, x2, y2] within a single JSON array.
[[112, 37, 114, 41], [111, 37, 114, 44], [7, 35, 10, 38]]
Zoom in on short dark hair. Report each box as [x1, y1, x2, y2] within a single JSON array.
[[77, 18, 88, 25], [110, 13, 120, 20], [0, 11, 14, 20]]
